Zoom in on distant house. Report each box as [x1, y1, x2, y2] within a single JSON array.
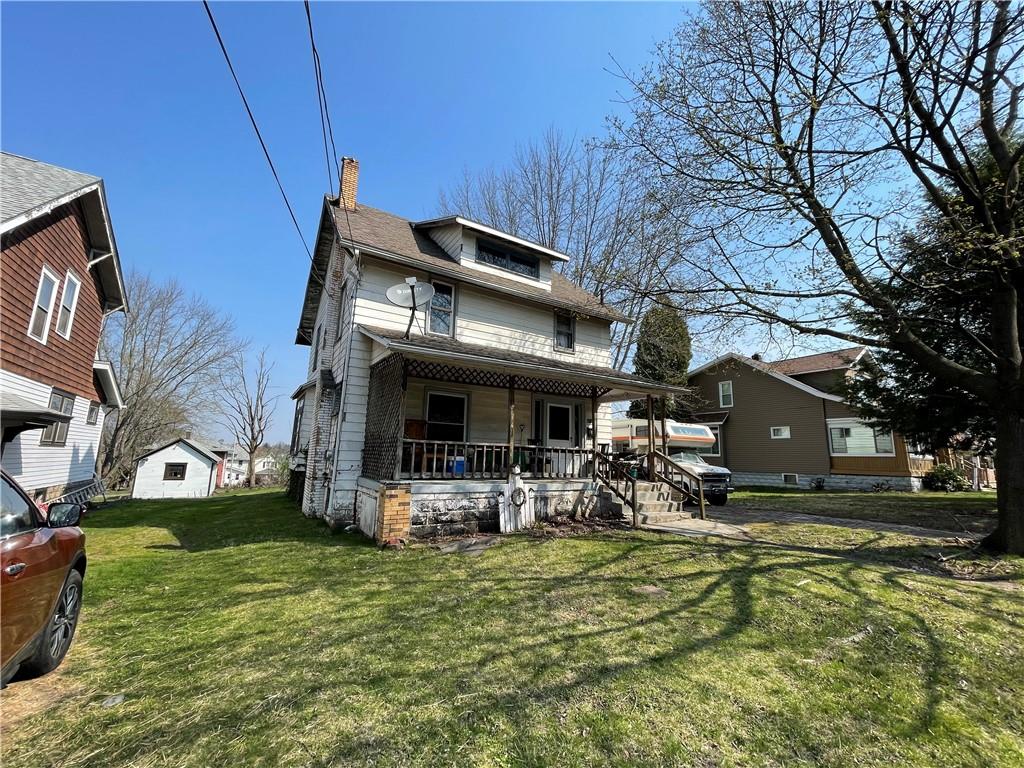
[[686, 348, 934, 490], [131, 438, 221, 499], [0, 153, 127, 503]]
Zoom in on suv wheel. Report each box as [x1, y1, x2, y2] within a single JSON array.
[[22, 570, 83, 676]]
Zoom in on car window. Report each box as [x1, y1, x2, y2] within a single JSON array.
[[1, 477, 39, 537], [672, 451, 707, 465]]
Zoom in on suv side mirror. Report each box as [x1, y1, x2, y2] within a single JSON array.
[[47, 502, 83, 528]]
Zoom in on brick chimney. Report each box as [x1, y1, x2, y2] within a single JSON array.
[[339, 156, 359, 210]]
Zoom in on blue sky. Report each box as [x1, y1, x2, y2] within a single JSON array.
[[2, 1, 687, 442]]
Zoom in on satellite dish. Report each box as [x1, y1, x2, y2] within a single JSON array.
[[386, 280, 434, 308], [385, 278, 435, 338]]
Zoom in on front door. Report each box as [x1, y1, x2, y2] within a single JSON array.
[[546, 402, 573, 448]]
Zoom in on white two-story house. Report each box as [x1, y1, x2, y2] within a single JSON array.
[[289, 158, 684, 541]]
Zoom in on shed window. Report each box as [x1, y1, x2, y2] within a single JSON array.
[[86, 401, 100, 425], [428, 282, 454, 336], [719, 381, 734, 408], [425, 392, 467, 442], [477, 242, 540, 279], [28, 267, 60, 343], [554, 312, 575, 351], [163, 463, 187, 481], [40, 389, 75, 447], [55, 271, 81, 339]]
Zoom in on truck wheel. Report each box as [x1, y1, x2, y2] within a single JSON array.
[[22, 570, 83, 677], [708, 495, 728, 507]]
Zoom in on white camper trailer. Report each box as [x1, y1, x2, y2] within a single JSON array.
[[611, 419, 717, 454]]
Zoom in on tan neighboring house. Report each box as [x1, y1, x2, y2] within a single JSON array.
[[686, 347, 934, 491]]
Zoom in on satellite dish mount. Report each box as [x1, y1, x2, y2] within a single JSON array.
[[385, 277, 435, 339]]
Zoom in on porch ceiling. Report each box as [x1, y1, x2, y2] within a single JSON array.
[[358, 325, 689, 402]]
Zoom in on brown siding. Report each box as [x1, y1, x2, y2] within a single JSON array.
[[690, 360, 830, 475], [829, 433, 913, 476], [1, 202, 104, 400]]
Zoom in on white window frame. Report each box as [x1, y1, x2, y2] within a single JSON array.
[[770, 426, 791, 439], [553, 311, 575, 353], [826, 418, 896, 457], [427, 280, 455, 337], [27, 265, 60, 344], [782, 473, 799, 485], [718, 380, 733, 408], [55, 270, 82, 340]]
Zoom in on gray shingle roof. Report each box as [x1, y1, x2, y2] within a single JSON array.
[[1, 152, 100, 225]]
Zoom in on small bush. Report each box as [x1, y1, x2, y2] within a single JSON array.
[[922, 464, 971, 492], [808, 477, 827, 491]]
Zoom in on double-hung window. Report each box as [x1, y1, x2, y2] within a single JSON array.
[[40, 389, 75, 447], [719, 381, 734, 408], [55, 271, 82, 339], [428, 281, 454, 336], [86, 401, 100, 425], [28, 266, 60, 343], [554, 311, 575, 351], [425, 392, 467, 442]]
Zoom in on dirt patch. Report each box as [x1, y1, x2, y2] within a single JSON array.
[[1, 665, 87, 734]]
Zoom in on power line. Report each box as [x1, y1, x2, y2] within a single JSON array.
[[202, 0, 314, 263], [303, 1, 334, 195]]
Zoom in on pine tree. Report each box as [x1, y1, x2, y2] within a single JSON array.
[[626, 303, 691, 421]]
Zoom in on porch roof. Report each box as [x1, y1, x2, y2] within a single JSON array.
[[358, 325, 690, 402]]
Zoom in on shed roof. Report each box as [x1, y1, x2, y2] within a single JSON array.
[[135, 438, 222, 464]]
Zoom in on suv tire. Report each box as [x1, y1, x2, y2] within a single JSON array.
[[22, 569, 83, 677]]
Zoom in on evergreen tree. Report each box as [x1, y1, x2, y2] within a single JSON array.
[[626, 303, 691, 421]]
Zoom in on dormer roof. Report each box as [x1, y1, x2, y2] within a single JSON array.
[[413, 215, 571, 262]]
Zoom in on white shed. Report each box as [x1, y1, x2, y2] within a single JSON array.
[[132, 438, 221, 499]]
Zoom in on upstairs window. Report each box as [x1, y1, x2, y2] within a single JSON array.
[[719, 380, 734, 408], [428, 281, 454, 336], [86, 401, 100, 425], [40, 389, 75, 447], [28, 266, 60, 343], [55, 271, 82, 339], [554, 311, 575, 351], [477, 242, 540, 279]]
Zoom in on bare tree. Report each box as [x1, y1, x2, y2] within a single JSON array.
[[439, 128, 692, 368], [614, 1, 1024, 552], [218, 348, 276, 487], [100, 273, 236, 488]]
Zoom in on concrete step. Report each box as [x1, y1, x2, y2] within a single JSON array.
[[635, 490, 673, 503], [640, 509, 699, 525]]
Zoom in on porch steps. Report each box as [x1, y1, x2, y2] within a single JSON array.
[[597, 480, 698, 525]]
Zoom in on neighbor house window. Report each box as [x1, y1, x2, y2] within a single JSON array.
[[782, 473, 799, 485], [163, 463, 187, 481], [40, 389, 75, 447], [770, 426, 791, 439], [55, 271, 82, 339], [828, 419, 896, 456], [86, 401, 100, 425], [695, 425, 721, 457], [719, 381, 734, 408], [477, 242, 540, 279], [425, 392, 467, 442], [554, 312, 575, 351], [28, 266, 60, 343], [428, 281, 454, 336]]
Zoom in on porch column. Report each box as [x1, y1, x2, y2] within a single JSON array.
[[507, 375, 516, 477], [591, 386, 599, 480], [660, 396, 669, 455], [646, 394, 656, 481]]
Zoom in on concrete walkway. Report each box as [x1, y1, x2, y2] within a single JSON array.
[[645, 506, 978, 542]]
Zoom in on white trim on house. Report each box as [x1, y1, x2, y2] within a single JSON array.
[[718, 380, 733, 408], [689, 352, 846, 402], [55, 269, 82, 339], [27, 265, 60, 344], [414, 215, 571, 262], [92, 361, 125, 408]]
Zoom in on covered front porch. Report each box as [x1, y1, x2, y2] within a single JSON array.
[[356, 327, 686, 538]]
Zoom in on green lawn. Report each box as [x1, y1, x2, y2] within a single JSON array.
[[730, 488, 998, 534], [3, 489, 1022, 767]]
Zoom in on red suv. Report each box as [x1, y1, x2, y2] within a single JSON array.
[[1, 470, 87, 685]]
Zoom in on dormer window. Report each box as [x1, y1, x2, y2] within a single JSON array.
[[554, 311, 575, 351], [477, 241, 540, 279]]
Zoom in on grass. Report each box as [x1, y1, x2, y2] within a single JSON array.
[[2, 489, 1022, 767], [730, 487, 998, 534]]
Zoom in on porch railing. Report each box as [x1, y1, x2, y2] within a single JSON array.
[[594, 452, 637, 526], [650, 450, 706, 520], [399, 440, 593, 480]]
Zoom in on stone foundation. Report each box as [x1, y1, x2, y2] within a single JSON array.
[[732, 471, 922, 492]]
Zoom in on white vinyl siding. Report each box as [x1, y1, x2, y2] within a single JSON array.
[[132, 441, 217, 499], [827, 418, 896, 456], [0, 369, 106, 495], [28, 265, 60, 343], [55, 271, 81, 339]]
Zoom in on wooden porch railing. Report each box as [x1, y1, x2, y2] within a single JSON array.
[[399, 440, 593, 481], [650, 450, 706, 520], [594, 452, 638, 526]]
